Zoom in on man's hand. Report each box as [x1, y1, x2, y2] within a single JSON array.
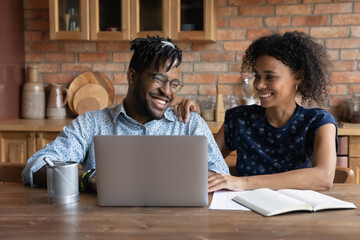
[[172, 97, 200, 123]]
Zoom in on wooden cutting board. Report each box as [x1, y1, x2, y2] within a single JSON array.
[[68, 71, 115, 114], [73, 83, 109, 115]]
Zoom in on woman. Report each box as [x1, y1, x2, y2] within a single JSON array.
[[208, 31, 337, 192]]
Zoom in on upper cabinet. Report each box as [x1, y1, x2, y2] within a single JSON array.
[[130, 0, 171, 40], [90, 0, 131, 41], [49, 0, 216, 41], [171, 0, 216, 41], [49, 0, 130, 41], [49, 0, 90, 40]]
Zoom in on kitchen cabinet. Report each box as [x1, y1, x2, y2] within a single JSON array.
[[50, 0, 130, 40], [0, 130, 59, 166], [350, 157, 360, 184], [49, 0, 90, 40], [0, 119, 71, 182], [130, 0, 171, 40], [0, 131, 58, 183], [0, 131, 36, 165], [90, 0, 130, 41], [337, 136, 349, 168], [337, 123, 360, 184], [349, 136, 360, 184], [171, 0, 216, 41], [49, 0, 216, 41]]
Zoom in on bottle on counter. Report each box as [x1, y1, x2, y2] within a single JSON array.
[[215, 85, 225, 122], [21, 65, 45, 119]]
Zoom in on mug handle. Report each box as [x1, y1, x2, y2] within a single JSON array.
[[61, 87, 69, 107]]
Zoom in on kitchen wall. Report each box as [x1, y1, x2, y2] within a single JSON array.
[[23, 0, 360, 118], [0, 0, 24, 119]]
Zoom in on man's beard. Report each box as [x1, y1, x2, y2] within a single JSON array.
[[133, 86, 172, 121]]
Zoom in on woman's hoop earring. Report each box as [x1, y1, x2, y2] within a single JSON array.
[[296, 85, 298, 90]]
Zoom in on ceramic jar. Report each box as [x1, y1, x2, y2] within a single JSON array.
[[21, 65, 45, 119]]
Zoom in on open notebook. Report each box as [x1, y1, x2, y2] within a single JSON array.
[[232, 188, 356, 217]]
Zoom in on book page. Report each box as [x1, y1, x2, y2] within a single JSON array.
[[277, 189, 356, 211], [209, 190, 250, 210], [232, 188, 312, 217]]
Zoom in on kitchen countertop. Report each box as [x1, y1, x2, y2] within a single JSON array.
[[0, 118, 72, 132], [207, 120, 360, 136], [0, 119, 359, 136]]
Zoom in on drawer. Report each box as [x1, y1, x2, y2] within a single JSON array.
[[338, 136, 348, 155], [337, 156, 348, 168], [349, 136, 360, 157]]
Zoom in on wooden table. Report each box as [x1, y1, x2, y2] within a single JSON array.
[[1, 183, 359, 239]]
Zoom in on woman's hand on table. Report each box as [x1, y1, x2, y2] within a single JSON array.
[[208, 172, 246, 192]]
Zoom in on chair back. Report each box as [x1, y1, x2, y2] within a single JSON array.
[[0, 164, 24, 183], [334, 166, 354, 184]]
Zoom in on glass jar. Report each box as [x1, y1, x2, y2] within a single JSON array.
[[350, 93, 360, 123], [199, 95, 216, 121], [224, 95, 240, 111], [341, 98, 351, 122], [241, 76, 258, 105]]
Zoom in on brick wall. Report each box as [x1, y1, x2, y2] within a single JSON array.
[[23, 0, 360, 118]]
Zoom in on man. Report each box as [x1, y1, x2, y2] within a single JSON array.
[[22, 36, 230, 191]]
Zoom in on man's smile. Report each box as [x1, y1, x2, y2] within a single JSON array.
[[150, 94, 172, 110]]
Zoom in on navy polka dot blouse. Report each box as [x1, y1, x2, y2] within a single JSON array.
[[225, 104, 338, 177]]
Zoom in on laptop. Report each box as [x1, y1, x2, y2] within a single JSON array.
[[94, 135, 208, 207]]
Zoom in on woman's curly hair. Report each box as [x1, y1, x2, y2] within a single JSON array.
[[241, 31, 331, 106]]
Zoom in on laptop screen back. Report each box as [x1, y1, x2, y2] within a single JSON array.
[[94, 135, 208, 206]]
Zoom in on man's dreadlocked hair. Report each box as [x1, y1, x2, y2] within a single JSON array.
[[129, 36, 182, 73]]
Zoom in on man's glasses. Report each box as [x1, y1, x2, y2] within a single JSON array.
[[146, 72, 184, 93]]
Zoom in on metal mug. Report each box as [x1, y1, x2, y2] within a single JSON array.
[[46, 161, 79, 204]]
